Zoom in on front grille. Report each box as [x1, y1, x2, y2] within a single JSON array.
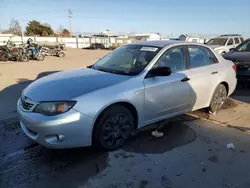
[[21, 96, 34, 111]]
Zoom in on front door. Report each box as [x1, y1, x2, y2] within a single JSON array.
[[143, 46, 192, 124]]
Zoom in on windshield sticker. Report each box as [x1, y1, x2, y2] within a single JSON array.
[[140, 47, 158, 52]]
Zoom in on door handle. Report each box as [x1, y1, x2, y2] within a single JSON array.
[[211, 71, 218, 74], [181, 77, 190, 82]]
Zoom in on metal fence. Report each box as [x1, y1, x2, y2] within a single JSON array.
[[0, 36, 123, 48]]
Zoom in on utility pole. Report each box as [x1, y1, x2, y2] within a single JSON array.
[[68, 9, 72, 34]]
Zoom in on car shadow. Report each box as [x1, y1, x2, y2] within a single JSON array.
[[0, 71, 60, 120], [123, 118, 197, 154], [231, 83, 250, 104]]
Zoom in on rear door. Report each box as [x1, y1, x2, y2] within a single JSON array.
[[182, 45, 220, 110]]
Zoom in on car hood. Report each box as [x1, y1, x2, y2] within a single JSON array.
[[23, 68, 131, 101], [223, 51, 250, 62]]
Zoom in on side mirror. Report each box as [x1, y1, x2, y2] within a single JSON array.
[[229, 48, 235, 51], [87, 64, 93, 68], [150, 66, 172, 77]]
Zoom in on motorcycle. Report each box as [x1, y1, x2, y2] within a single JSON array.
[[40, 43, 66, 58], [26, 44, 45, 61], [0, 44, 29, 62]]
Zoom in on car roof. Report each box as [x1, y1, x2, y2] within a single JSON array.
[[127, 40, 210, 48], [128, 40, 185, 48], [214, 36, 241, 39]]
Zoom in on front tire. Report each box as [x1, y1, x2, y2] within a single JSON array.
[[57, 51, 65, 58], [37, 54, 45, 61], [209, 84, 227, 113], [93, 105, 135, 151]]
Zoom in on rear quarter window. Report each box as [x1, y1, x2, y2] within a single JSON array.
[[234, 37, 240, 44]]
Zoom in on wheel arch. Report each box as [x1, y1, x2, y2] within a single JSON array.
[[220, 81, 229, 96], [91, 101, 139, 141]]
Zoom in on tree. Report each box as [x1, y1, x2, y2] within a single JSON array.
[[3, 19, 22, 35], [62, 29, 70, 37], [26, 20, 54, 36], [41, 31, 49, 36]]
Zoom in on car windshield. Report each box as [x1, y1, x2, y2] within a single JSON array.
[[235, 40, 250, 52], [206, 38, 227, 46], [92, 45, 161, 75]]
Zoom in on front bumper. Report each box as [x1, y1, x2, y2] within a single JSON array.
[[17, 99, 94, 149]]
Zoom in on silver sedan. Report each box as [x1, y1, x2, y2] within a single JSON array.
[[17, 40, 237, 150]]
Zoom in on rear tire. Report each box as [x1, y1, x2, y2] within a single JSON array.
[[20, 54, 29, 62], [92, 105, 135, 151], [209, 84, 228, 113]]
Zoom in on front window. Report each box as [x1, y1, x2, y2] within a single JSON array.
[[92, 45, 161, 75], [235, 40, 250, 52], [154, 46, 187, 72], [206, 38, 227, 46]]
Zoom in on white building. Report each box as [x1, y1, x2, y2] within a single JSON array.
[[129, 33, 161, 41], [179, 34, 209, 43]]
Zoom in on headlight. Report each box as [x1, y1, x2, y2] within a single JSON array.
[[33, 101, 76, 116]]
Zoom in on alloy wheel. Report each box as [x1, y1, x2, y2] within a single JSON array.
[[213, 87, 227, 110], [101, 113, 133, 148]]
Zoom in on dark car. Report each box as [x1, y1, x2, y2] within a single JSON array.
[[223, 39, 250, 82]]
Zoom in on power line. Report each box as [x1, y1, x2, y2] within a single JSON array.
[[12, 9, 67, 16]]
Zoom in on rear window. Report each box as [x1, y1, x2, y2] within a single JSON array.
[[240, 37, 244, 43]]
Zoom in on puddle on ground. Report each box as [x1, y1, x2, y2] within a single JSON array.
[[0, 118, 196, 188]]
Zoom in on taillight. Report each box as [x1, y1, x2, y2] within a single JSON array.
[[232, 64, 237, 72]]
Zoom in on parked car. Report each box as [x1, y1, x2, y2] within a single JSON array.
[[223, 39, 250, 82], [17, 40, 237, 150], [206, 34, 244, 55]]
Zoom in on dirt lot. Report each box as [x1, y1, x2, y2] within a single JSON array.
[[0, 49, 109, 120], [1, 49, 250, 188]]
